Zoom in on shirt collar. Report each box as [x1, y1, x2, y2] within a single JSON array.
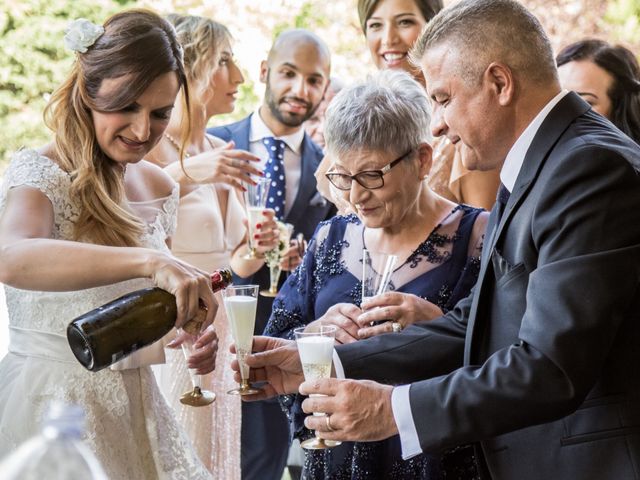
[[249, 110, 305, 154], [500, 90, 568, 192]]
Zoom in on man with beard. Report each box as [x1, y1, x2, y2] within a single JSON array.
[[208, 29, 335, 480]]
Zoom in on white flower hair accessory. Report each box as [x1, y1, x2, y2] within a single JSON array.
[[64, 18, 104, 53]]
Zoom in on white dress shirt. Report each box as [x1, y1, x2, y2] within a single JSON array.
[[334, 89, 570, 460], [249, 111, 305, 217]]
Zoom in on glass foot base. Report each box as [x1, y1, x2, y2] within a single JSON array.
[[300, 437, 341, 449], [260, 289, 278, 297], [243, 249, 264, 260], [227, 384, 262, 396], [180, 387, 216, 407]]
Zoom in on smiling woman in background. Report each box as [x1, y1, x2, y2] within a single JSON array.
[[317, 0, 501, 212], [557, 39, 640, 144]]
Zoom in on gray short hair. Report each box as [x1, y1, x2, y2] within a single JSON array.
[[324, 70, 432, 159], [411, 0, 557, 86]]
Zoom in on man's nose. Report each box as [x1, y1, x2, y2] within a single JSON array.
[[430, 106, 447, 138], [292, 77, 308, 99]]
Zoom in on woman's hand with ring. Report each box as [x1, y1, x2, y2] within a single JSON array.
[[179, 140, 263, 190], [356, 292, 443, 339]]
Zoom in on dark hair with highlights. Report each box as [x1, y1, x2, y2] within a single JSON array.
[[357, 0, 443, 33], [557, 39, 640, 143], [44, 9, 190, 247]]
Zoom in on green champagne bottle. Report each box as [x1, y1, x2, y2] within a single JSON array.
[[67, 269, 232, 372]]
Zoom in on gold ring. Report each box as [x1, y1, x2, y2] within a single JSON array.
[[391, 322, 402, 333], [325, 414, 335, 432]]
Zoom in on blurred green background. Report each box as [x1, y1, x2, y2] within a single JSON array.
[[0, 0, 638, 175]]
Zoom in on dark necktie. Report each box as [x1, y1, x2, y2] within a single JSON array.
[[261, 137, 287, 218], [495, 182, 511, 222]]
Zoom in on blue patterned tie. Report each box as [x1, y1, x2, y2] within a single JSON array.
[[262, 137, 287, 218], [496, 182, 510, 222]]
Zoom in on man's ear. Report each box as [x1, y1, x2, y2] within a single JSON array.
[[259, 60, 269, 84], [485, 62, 515, 106]]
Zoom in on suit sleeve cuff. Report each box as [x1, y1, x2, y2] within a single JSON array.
[[392, 384, 423, 460], [333, 350, 346, 379]]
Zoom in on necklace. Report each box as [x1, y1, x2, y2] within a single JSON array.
[[164, 131, 216, 158], [164, 132, 190, 158]]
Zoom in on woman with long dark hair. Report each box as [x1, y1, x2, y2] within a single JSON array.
[[557, 39, 640, 144]]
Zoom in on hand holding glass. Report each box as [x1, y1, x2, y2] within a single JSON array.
[[223, 285, 262, 395], [294, 325, 341, 449], [261, 222, 294, 297], [178, 328, 216, 406]]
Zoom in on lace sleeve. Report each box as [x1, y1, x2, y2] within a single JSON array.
[[445, 209, 489, 312], [0, 150, 75, 237], [159, 183, 179, 238]]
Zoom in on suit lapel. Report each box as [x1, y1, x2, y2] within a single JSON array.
[[464, 92, 591, 363], [285, 134, 319, 226], [228, 114, 252, 151], [489, 93, 590, 251]]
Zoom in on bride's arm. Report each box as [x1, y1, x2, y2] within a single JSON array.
[[0, 185, 216, 328]]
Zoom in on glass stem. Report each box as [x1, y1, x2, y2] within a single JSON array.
[[269, 263, 282, 293]]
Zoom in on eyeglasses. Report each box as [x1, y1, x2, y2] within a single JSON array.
[[325, 148, 414, 191]]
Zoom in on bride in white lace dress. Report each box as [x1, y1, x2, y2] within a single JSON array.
[[0, 11, 217, 479]]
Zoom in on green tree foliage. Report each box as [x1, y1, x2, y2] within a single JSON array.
[[1, 0, 638, 175], [605, 0, 640, 45], [0, 0, 129, 173]]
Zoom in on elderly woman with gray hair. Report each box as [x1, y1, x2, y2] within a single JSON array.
[[264, 69, 488, 479]]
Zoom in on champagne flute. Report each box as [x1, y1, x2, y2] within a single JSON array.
[[294, 325, 341, 449], [261, 222, 294, 297], [361, 249, 398, 305], [178, 328, 216, 407], [362, 249, 398, 326], [223, 285, 263, 395], [243, 178, 271, 259]]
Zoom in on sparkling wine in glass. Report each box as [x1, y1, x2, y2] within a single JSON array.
[[294, 325, 341, 449], [243, 178, 271, 259], [178, 328, 216, 407], [223, 285, 262, 395]]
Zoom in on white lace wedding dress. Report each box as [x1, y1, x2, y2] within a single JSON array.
[[0, 150, 212, 480]]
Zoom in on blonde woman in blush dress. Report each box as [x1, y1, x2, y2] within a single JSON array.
[[146, 14, 278, 479]]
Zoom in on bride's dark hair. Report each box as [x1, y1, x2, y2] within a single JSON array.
[[44, 9, 190, 246]]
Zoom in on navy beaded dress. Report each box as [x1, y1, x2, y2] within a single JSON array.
[[264, 205, 488, 480]]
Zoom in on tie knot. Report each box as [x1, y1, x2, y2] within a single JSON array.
[[497, 183, 510, 205]]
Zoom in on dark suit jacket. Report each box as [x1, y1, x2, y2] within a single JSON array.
[[208, 115, 336, 335], [337, 93, 640, 479]]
